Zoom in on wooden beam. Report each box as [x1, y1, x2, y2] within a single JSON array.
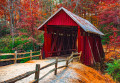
[[87, 37, 96, 65], [30, 50, 32, 60], [2, 70, 35, 83], [66, 57, 69, 67], [95, 38, 102, 62], [0, 53, 15, 56], [57, 65, 66, 69], [0, 58, 15, 62], [38, 68, 56, 81], [40, 61, 56, 70], [14, 51, 17, 64], [55, 57, 58, 75], [35, 64, 40, 83]]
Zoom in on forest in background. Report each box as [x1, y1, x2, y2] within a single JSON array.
[[0, 0, 120, 52], [0, 0, 120, 82]]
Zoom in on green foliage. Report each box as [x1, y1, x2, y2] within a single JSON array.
[[19, 52, 40, 63], [106, 59, 120, 82], [22, 41, 34, 51], [0, 36, 13, 53], [0, 27, 10, 37], [0, 20, 10, 37], [20, 58, 30, 63], [59, 0, 62, 3], [0, 35, 30, 53], [9, 39, 28, 49], [38, 34, 44, 44], [20, 29, 28, 33], [0, 34, 41, 52], [101, 34, 110, 45]]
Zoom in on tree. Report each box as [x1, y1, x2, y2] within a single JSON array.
[[97, 0, 120, 49]]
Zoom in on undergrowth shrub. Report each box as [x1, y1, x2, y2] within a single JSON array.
[[0, 35, 41, 65], [38, 34, 44, 43], [106, 59, 120, 82], [0, 24, 10, 37], [20, 58, 30, 63]]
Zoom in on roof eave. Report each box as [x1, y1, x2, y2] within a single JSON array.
[[37, 7, 63, 30]]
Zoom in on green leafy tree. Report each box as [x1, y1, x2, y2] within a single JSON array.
[[106, 59, 120, 82]]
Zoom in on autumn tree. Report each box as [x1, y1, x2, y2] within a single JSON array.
[[97, 0, 120, 49]]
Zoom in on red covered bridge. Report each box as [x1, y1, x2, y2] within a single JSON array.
[[38, 7, 104, 66]]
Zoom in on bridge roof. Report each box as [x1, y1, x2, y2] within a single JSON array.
[[38, 7, 104, 35]]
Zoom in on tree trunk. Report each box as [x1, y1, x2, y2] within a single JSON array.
[[30, 0, 35, 51], [9, 0, 15, 49], [18, 0, 22, 22]]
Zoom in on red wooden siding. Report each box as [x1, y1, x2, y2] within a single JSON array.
[[39, 7, 104, 66], [47, 10, 78, 26], [96, 37, 104, 58]]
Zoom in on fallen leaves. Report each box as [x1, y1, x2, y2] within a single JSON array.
[[71, 62, 115, 83]]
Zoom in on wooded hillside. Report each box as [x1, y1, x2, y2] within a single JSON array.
[[0, 0, 120, 82]]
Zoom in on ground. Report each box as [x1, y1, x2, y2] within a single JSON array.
[[103, 45, 120, 62], [0, 58, 114, 83]]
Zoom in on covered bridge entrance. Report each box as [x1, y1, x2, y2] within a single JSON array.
[[38, 7, 104, 66]]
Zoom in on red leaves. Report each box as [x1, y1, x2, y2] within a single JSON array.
[[98, 1, 119, 26], [43, 13, 47, 16], [112, 27, 118, 31], [109, 27, 120, 47], [96, 0, 120, 47], [72, 3, 76, 7]]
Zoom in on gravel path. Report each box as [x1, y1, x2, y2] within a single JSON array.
[[0, 59, 80, 83], [0, 58, 114, 83]]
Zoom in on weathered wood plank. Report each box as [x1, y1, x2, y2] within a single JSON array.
[[17, 56, 30, 60], [32, 51, 40, 53], [1, 70, 35, 83], [58, 59, 66, 62], [35, 64, 40, 83], [40, 61, 56, 70], [0, 53, 15, 56], [73, 56, 79, 59], [0, 58, 15, 61], [66, 57, 69, 67], [57, 65, 66, 69], [14, 51, 17, 64], [68, 58, 73, 64], [39, 68, 56, 80], [69, 54, 73, 59], [32, 55, 41, 57], [55, 57, 58, 75], [73, 52, 82, 55], [39, 49, 42, 59], [17, 52, 31, 55], [15, 51, 41, 55], [30, 50, 32, 60], [40, 55, 42, 60]]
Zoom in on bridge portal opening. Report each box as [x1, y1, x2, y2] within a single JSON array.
[[44, 25, 78, 57]]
